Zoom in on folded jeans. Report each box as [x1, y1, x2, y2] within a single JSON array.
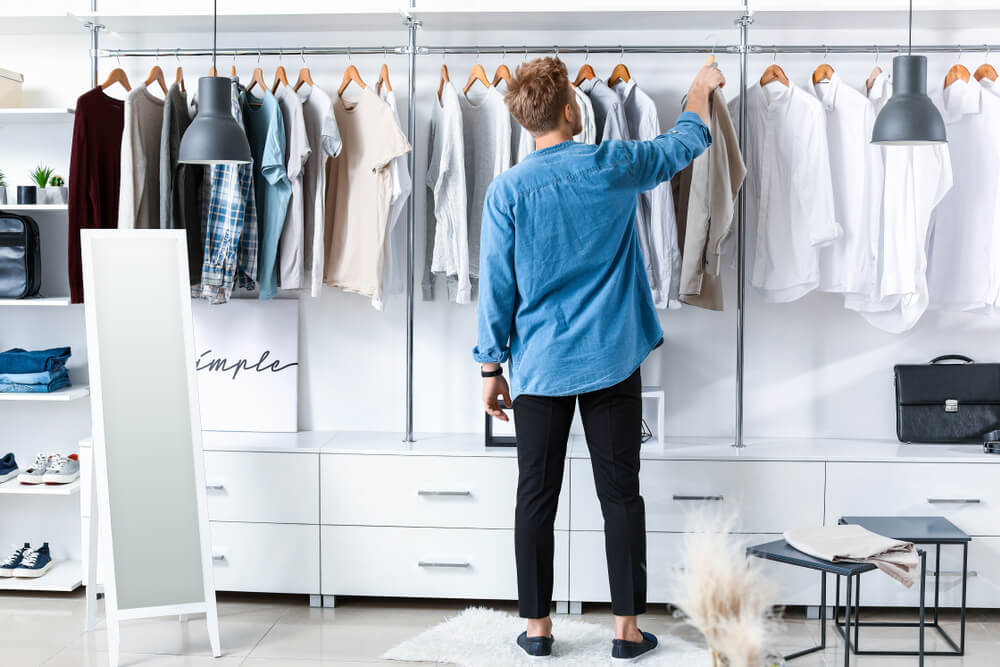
[[0, 347, 72, 374], [0, 369, 67, 384]]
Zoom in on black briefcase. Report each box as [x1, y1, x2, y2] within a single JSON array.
[[894, 355, 1000, 444], [0, 211, 41, 299]]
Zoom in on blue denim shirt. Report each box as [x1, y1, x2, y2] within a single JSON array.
[[472, 111, 711, 397]]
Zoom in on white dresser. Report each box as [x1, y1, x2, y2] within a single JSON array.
[[81, 433, 1000, 610]]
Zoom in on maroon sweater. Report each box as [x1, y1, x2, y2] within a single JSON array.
[[68, 87, 125, 303]]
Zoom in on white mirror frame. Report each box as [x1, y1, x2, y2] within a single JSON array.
[[81, 229, 221, 666]]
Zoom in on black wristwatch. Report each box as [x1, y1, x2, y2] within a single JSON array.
[[481, 366, 503, 378]]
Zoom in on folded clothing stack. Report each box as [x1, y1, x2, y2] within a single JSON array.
[[784, 524, 920, 587], [0, 347, 71, 393]]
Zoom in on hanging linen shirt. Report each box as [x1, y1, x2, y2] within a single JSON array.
[[578, 77, 628, 144], [119, 85, 165, 229], [375, 85, 413, 310], [324, 88, 411, 301], [926, 79, 1000, 313], [473, 113, 711, 398], [731, 82, 840, 303], [846, 71, 953, 332], [423, 81, 471, 304], [614, 79, 681, 309], [68, 87, 124, 304], [459, 84, 511, 293], [809, 74, 884, 297], [273, 84, 311, 291], [299, 85, 341, 298], [494, 80, 534, 164], [677, 88, 745, 311], [243, 89, 290, 300]]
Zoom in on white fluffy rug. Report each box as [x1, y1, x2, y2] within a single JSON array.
[[384, 607, 713, 666]]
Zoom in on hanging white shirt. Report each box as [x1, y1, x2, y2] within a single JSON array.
[[731, 81, 840, 303], [847, 71, 953, 333], [926, 78, 1000, 313], [613, 79, 681, 309], [809, 74, 884, 296], [375, 86, 413, 310]]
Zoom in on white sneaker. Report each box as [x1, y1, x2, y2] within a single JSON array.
[[43, 454, 80, 484], [18, 453, 53, 485]]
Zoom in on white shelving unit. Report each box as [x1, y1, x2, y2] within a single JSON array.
[[0, 479, 80, 496], [0, 560, 82, 593], [0, 108, 74, 122], [67, 10, 408, 34], [0, 204, 69, 212], [0, 386, 90, 401], [0, 297, 72, 307]]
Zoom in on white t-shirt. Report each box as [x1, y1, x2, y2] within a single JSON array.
[[274, 84, 311, 290], [424, 81, 471, 304], [809, 74, 884, 296], [119, 85, 165, 229], [298, 84, 341, 298], [574, 85, 597, 145], [375, 86, 413, 310], [846, 71, 953, 333], [731, 82, 840, 303], [613, 79, 681, 309], [926, 79, 1000, 313]]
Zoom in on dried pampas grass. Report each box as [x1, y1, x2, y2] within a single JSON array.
[[668, 510, 784, 667]]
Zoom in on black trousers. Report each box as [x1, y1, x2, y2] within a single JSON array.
[[512, 367, 646, 618]]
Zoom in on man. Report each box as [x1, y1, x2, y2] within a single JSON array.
[[473, 58, 724, 661]]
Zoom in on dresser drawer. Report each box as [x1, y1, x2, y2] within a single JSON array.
[[204, 451, 318, 524], [570, 459, 824, 533], [321, 454, 568, 530], [210, 522, 319, 594], [826, 462, 1000, 536], [569, 531, 819, 606], [322, 526, 569, 601]]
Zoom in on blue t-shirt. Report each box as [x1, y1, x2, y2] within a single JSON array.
[[242, 90, 290, 300], [473, 111, 711, 397]]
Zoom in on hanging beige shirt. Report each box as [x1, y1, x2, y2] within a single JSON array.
[[119, 85, 165, 229], [678, 88, 745, 311], [324, 88, 411, 300]]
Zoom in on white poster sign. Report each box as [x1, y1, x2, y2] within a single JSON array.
[[192, 299, 299, 432]]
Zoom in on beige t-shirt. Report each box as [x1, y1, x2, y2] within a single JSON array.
[[324, 88, 411, 300]]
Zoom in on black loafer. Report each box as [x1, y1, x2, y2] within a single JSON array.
[[611, 630, 658, 661], [516, 631, 554, 657]]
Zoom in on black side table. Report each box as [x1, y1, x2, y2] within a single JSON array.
[[838, 516, 971, 657], [747, 539, 927, 667]]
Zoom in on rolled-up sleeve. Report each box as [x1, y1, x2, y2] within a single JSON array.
[[472, 187, 516, 364], [626, 111, 712, 191]]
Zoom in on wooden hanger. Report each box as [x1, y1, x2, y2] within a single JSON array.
[[812, 63, 835, 85], [945, 63, 971, 87], [759, 64, 790, 87], [271, 64, 290, 93], [175, 66, 185, 93], [866, 66, 883, 95], [100, 67, 131, 93], [464, 63, 491, 95], [607, 62, 631, 87], [145, 64, 168, 95], [246, 67, 268, 94], [376, 63, 392, 94], [573, 63, 595, 87], [975, 63, 999, 82], [437, 64, 450, 101], [338, 64, 366, 97], [208, 65, 217, 76], [293, 66, 315, 92], [492, 64, 512, 87]]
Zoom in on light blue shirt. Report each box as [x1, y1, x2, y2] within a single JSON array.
[[472, 111, 711, 397], [242, 90, 290, 300]]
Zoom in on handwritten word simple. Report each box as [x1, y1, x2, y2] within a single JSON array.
[[196, 350, 298, 381]]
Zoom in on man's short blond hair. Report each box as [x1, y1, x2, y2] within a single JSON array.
[[504, 57, 572, 135]]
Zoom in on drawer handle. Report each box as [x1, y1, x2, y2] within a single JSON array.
[[212, 553, 226, 561], [417, 490, 472, 497], [206, 482, 225, 491], [672, 494, 724, 502], [418, 561, 470, 568], [929, 570, 978, 578], [927, 498, 981, 504]]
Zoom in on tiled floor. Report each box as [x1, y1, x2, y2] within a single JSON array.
[[1, 591, 999, 666]]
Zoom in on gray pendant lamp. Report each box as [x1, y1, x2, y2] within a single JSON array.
[[871, 0, 947, 145], [178, 0, 252, 165]]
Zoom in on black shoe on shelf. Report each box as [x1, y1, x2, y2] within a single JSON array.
[[611, 629, 658, 662], [516, 631, 554, 658]]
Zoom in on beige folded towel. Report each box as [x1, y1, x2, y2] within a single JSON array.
[[784, 525, 920, 588]]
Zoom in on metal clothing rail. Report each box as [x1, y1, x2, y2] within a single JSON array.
[[750, 44, 1000, 54], [98, 46, 409, 58], [417, 45, 740, 55]]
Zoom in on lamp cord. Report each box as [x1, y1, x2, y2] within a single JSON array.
[[213, 0, 217, 75], [908, 0, 912, 55]]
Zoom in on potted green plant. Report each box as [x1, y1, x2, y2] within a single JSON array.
[[28, 165, 54, 205], [0, 168, 7, 205], [48, 174, 67, 204]]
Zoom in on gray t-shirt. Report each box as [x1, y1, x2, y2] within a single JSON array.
[[119, 85, 165, 229], [298, 84, 341, 298], [274, 84, 311, 290]]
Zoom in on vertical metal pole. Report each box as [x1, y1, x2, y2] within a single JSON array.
[[88, 0, 100, 88], [733, 4, 752, 448], [404, 9, 419, 443]]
